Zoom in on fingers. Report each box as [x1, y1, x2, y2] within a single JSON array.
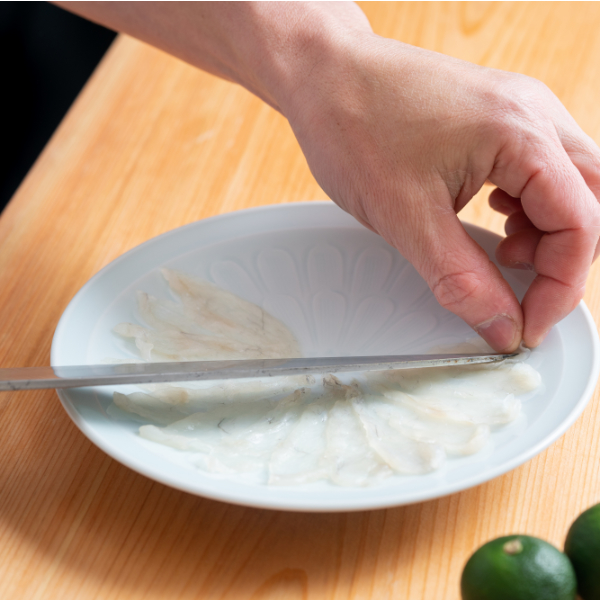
[[556, 125, 600, 200], [556, 126, 600, 260], [521, 275, 585, 344], [376, 185, 524, 352], [492, 139, 600, 346], [496, 228, 543, 270], [426, 216, 523, 352], [499, 228, 594, 330], [504, 211, 534, 236], [488, 188, 522, 217]]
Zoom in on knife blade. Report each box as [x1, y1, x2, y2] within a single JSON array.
[[0, 352, 518, 391]]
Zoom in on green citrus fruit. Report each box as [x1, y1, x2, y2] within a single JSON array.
[[461, 535, 577, 600], [565, 503, 600, 599]]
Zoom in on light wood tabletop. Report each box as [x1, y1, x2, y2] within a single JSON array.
[[2, 2, 600, 598]]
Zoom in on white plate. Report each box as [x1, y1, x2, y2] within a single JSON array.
[[52, 202, 600, 511]]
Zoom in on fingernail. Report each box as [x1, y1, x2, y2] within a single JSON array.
[[523, 328, 550, 349], [474, 314, 518, 352], [512, 262, 535, 272]]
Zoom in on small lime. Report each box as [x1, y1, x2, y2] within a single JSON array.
[[565, 503, 600, 599], [461, 535, 577, 600]]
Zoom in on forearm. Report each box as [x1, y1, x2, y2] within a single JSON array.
[[53, 1, 372, 113]]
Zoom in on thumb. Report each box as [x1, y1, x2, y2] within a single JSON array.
[[375, 195, 523, 352]]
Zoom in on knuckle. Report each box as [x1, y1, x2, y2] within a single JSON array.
[[568, 132, 600, 170], [430, 269, 484, 312], [587, 144, 600, 171], [479, 74, 553, 136]]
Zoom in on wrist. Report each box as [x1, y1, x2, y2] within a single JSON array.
[[230, 2, 374, 115]]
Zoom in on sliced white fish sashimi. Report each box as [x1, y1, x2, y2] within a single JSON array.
[[114, 269, 301, 361], [140, 388, 309, 476], [114, 375, 316, 425], [321, 399, 392, 486], [355, 388, 489, 456], [351, 394, 446, 474], [366, 361, 538, 425], [268, 403, 330, 485], [111, 270, 542, 487]]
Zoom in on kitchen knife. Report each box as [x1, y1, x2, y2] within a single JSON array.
[[0, 352, 518, 391]]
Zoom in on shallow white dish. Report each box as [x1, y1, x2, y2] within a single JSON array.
[[52, 202, 600, 511]]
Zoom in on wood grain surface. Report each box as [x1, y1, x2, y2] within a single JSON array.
[[1, 2, 600, 598]]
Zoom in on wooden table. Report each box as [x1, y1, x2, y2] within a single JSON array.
[[2, 3, 600, 598]]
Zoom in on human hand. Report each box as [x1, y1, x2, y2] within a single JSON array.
[[56, 2, 600, 352], [274, 8, 600, 352]]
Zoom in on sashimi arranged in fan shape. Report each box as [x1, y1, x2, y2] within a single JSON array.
[[112, 269, 542, 486], [114, 268, 301, 361]]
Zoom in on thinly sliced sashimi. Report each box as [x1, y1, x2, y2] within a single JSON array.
[[380, 386, 520, 425], [114, 390, 190, 425], [109, 267, 544, 487], [136, 291, 210, 335], [137, 375, 315, 408], [139, 389, 308, 476], [113, 322, 156, 361], [114, 375, 315, 426], [114, 321, 278, 361], [267, 378, 386, 485], [268, 404, 330, 485], [161, 269, 301, 356], [365, 361, 535, 426], [360, 390, 490, 455], [321, 400, 392, 486], [136, 287, 297, 355], [114, 269, 301, 361], [140, 424, 215, 453], [351, 396, 445, 474], [367, 361, 540, 399], [113, 322, 226, 361]]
